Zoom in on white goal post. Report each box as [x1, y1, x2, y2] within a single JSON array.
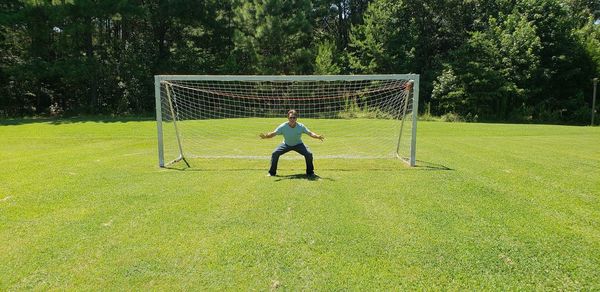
[[155, 74, 419, 168]]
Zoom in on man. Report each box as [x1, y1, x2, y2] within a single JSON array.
[[259, 110, 325, 177]]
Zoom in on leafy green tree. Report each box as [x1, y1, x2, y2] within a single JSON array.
[[348, 0, 484, 100], [431, 67, 468, 114], [576, 19, 600, 75], [517, 0, 595, 122], [433, 12, 541, 120]]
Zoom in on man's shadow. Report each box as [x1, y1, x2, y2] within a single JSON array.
[[274, 174, 334, 182]]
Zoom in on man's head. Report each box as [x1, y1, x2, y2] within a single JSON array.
[[287, 110, 298, 126]]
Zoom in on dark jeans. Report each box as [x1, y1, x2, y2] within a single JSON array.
[[269, 143, 314, 176]]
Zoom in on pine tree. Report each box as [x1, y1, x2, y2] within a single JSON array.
[[314, 40, 341, 74], [230, 0, 314, 74]]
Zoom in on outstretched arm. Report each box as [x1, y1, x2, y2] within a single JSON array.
[[308, 131, 325, 141], [259, 131, 277, 139]]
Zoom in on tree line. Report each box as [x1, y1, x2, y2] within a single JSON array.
[[1, 0, 599, 124]]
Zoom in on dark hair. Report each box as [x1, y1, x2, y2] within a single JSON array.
[[287, 109, 298, 117]]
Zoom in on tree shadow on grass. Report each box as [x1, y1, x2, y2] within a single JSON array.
[[0, 116, 153, 126]]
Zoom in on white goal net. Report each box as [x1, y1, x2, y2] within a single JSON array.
[[155, 75, 419, 167]]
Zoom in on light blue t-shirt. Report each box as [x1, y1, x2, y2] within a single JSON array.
[[274, 122, 310, 146]]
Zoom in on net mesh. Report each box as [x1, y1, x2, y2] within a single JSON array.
[[158, 76, 416, 165]]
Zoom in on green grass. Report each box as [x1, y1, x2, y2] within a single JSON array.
[[1, 118, 599, 290]]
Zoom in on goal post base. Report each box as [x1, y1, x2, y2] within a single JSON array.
[[164, 155, 191, 168], [395, 153, 417, 167]]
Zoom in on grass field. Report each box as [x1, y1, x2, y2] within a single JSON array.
[[1, 118, 599, 290]]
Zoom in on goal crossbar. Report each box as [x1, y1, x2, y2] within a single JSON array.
[[156, 74, 418, 82]]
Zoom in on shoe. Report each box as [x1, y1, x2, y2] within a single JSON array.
[[267, 173, 276, 177]]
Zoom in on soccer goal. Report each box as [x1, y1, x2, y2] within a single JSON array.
[[155, 74, 419, 167]]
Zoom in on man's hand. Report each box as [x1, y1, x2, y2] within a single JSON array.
[[312, 133, 325, 141], [260, 132, 274, 139]]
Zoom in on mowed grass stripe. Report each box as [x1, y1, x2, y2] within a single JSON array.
[[412, 147, 597, 287], [420, 127, 600, 287]]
